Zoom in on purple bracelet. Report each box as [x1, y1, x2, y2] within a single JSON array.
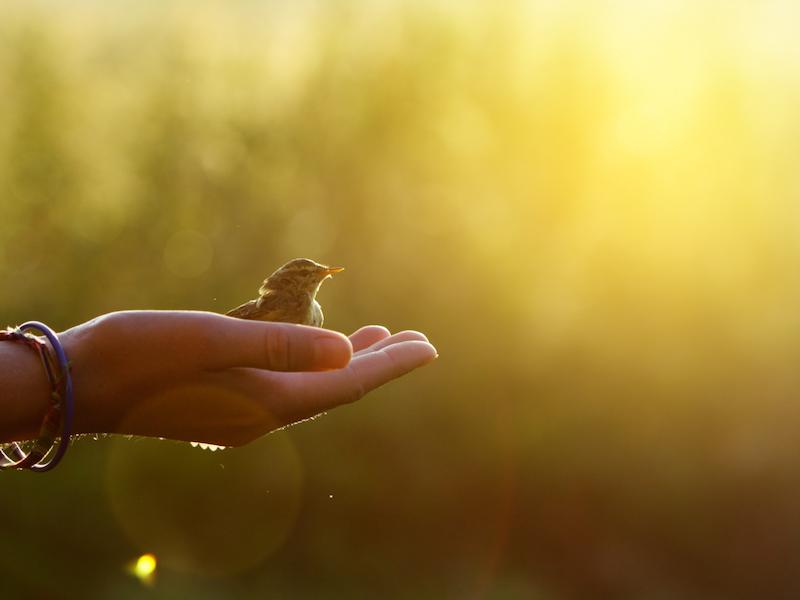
[[0, 321, 74, 472]]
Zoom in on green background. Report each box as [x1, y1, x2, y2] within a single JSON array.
[[3, 1, 800, 597]]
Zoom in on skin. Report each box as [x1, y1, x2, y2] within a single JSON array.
[[0, 311, 437, 447]]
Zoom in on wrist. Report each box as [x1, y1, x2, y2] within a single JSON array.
[[59, 325, 107, 436], [0, 336, 52, 443]]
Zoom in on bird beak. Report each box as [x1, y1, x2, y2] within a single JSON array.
[[324, 266, 345, 274]]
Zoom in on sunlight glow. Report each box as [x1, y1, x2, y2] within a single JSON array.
[[130, 553, 157, 586], [4, 0, 800, 596]]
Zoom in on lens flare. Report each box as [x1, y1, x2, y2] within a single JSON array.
[[128, 553, 157, 586]]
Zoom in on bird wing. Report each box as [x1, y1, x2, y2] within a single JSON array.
[[226, 293, 298, 322], [225, 299, 264, 320]]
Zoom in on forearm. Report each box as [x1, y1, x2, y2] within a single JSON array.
[[0, 339, 51, 443]]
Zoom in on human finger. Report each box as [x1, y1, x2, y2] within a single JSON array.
[[349, 325, 391, 352], [275, 340, 437, 415], [206, 317, 352, 372], [354, 330, 429, 357], [77, 310, 353, 373]]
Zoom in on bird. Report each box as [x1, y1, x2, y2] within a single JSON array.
[[226, 258, 344, 327]]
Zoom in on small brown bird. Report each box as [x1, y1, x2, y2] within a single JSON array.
[[226, 258, 344, 327]]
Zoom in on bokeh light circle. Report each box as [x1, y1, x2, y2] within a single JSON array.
[[106, 410, 304, 577]]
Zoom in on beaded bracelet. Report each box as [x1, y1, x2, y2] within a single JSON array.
[[0, 321, 74, 472]]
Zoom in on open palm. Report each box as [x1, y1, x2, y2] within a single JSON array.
[[60, 311, 436, 446]]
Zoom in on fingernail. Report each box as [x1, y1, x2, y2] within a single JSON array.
[[314, 335, 352, 368]]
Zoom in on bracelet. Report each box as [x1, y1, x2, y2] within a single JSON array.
[[0, 321, 74, 472]]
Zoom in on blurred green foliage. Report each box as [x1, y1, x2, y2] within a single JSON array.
[[3, 1, 800, 597]]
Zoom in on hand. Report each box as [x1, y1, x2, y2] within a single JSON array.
[[59, 311, 437, 446]]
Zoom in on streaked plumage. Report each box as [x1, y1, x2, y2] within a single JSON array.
[[226, 258, 343, 327]]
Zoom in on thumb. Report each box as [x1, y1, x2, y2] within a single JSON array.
[[209, 319, 353, 372]]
